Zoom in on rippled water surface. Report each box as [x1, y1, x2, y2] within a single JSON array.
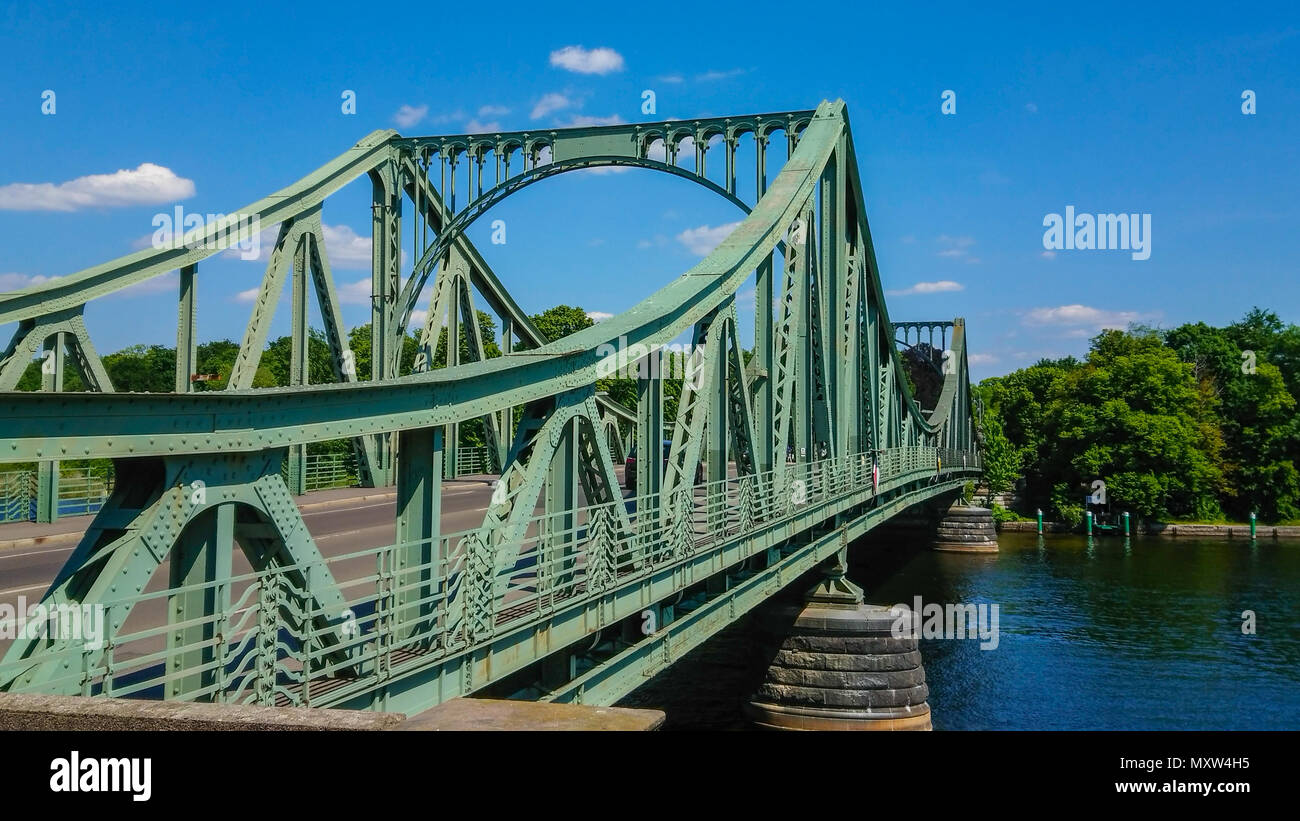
[[860, 532, 1300, 730], [622, 532, 1300, 730]]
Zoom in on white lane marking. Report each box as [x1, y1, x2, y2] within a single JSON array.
[[0, 544, 77, 562], [302, 501, 394, 518], [0, 583, 51, 597]]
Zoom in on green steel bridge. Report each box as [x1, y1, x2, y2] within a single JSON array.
[[0, 100, 981, 715]]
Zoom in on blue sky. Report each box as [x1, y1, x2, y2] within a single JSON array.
[[1, 1, 1297, 381]]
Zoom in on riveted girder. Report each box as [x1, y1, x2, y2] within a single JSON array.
[[0, 101, 985, 711]]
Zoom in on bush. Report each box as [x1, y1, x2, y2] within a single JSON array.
[[990, 503, 1027, 523]]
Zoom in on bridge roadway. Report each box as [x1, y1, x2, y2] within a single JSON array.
[[1, 464, 731, 664], [0, 475, 598, 655]]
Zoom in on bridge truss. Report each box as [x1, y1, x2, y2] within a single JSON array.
[[0, 100, 981, 713]]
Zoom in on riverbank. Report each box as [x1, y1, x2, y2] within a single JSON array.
[[997, 520, 1300, 539]]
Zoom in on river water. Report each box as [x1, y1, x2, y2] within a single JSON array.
[[619, 532, 1300, 730]]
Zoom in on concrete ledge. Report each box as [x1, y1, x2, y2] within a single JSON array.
[[998, 520, 1300, 538], [0, 693, 665, 731], [0, 693, 406, 731], [397, 698, 666, 731]]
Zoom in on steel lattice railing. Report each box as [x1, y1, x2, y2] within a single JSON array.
[[0, 445, 978, 705]]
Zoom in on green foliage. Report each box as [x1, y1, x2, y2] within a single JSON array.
[[977, 411, 1020, 500], [526, 304, 595, 346], [982, 308, 1300, 524], [961, 480, 975, 504], [989, 503, 1027, 523]]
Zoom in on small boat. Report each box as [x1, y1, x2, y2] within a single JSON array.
[[1085, 497, 1124, 535]]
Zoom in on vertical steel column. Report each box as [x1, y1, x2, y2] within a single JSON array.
[[395, 427, 443, 638], [754, 250, 775, 474], [824, 136, 849, 458], [369, 161, 401, 487], [287, 235, 310, 495], [866, 288, 882, 451], [544, 417, 579, 596], [165, 501, 234, 701], [636, 349, 664, 525], [754, 134, 774, 474], [36, 332, 64, 523], [795, 208, 812, 464], [497, 316, 514, 471], [443, 274, 460, 480], [175, 264, 197, 393], [707, 319, 729, 532]]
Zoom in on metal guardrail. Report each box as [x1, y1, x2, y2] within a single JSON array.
[[0, 467, 111, 523], [0, 446, 979, 704], [297, 452, 360, 492], [454, 446, 493, 476], [0, 471, 34, 523], [2, 447, 501, 523]]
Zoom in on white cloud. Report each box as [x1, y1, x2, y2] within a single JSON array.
[[0, 163, 195, 211], [16, 267, 173, 298], [393, 104, 429, 129], [478, 104, 510, 118], [648, 135, 706, 163], [221, 223, 282, 262], [886, 280, 965, 296], [968, 353, 999, 365], [226, 223, 396, 270], [1041, 250, 1057, 259], [531, 93, 574, 119], [1022, 304, 1148, 330], [936, 234, 976, 258], [338, 278, 373, 305], [657, 74, 684, 84], [234, 287, 260, 303], [410, 308, 429, 327], [575, 165, 633, 176], [0, 272, 58, 291], [586, 311, 614, 322], [321, 224, 377, 269], [696, 68, 746, 82], [565, 114, 625, 127], [736, 288, 756, 309], [464, 119, 501, 134], [549, 46, 625, 75], [1025, 102, 1039, 113], [113, 271, 178, 297], [676, 221, 742, 256]]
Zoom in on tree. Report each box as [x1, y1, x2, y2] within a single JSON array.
[[528, 305, 594, 345], [103, 345, 176, 392], [977, 413, 1020, 504]]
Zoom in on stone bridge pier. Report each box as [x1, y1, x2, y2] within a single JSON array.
[[874, 490, 1000, 554], [746, 551, 933, 730]]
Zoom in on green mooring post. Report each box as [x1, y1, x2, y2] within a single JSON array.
[[1085, 510, 1093, 535], [1250, 511, 1257, 540], [1036, 508, 1043, 534], [1123, 511, 1130, 536]]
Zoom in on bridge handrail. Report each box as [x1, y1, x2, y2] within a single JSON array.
[[0, 444, 979, 701]]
